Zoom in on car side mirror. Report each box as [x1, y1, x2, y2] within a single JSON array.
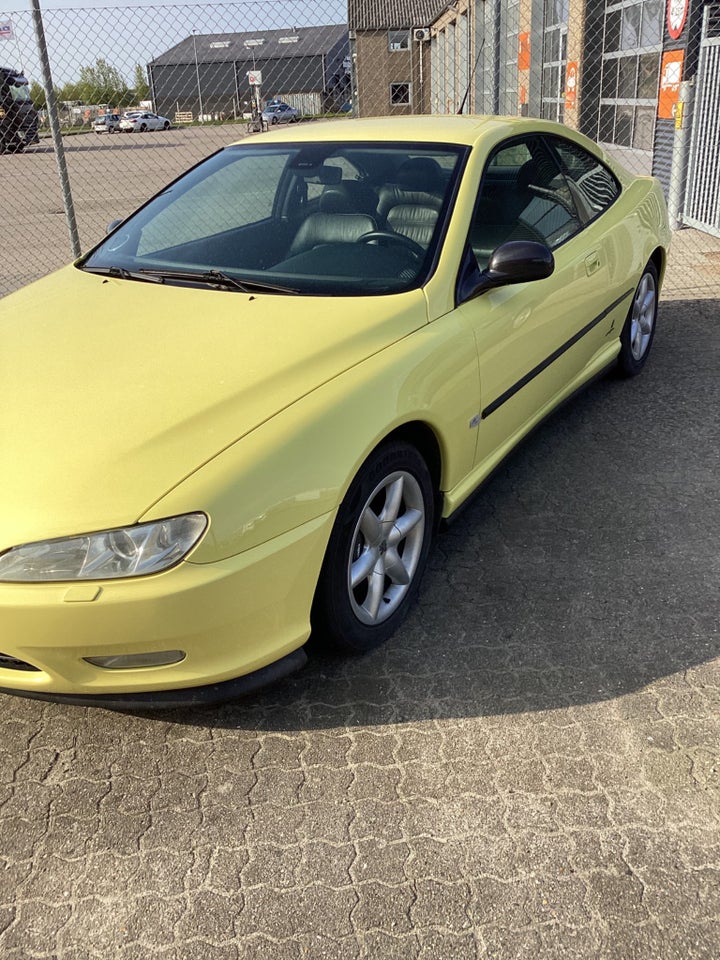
[[464, 240, 555, 300], [106, 218, 124, 234]]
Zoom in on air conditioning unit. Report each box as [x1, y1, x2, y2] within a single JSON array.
[[414, 28, 431, 42]]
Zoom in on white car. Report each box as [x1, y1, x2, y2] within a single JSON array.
[[119, 112, 171, 133]]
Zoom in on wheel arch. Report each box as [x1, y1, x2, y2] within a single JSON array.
[[375, 421, 444, 525], [649, 246, 666, 288]]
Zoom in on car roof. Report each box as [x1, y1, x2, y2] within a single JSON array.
[[232, 114, 608, 153]]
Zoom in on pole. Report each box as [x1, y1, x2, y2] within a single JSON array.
[[29, 0, 80, 258], [192, 31, 204, 122], [667, 80, 695, 231]]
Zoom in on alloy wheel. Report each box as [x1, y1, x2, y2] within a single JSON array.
[[347, 470, 426, 625]]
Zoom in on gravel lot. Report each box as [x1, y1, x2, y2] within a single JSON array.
[[1, 128, 719, 958]]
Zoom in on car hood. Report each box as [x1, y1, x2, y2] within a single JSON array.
[[0, 266, 426, 547]]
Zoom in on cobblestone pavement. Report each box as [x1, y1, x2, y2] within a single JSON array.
[[1, 295, 719, 958]]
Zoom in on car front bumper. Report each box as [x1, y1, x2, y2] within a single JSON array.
[[0, 512, 333, 702]]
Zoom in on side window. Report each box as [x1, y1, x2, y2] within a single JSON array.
[[468, 136, 583, 269], [551, 138, 620, 221]]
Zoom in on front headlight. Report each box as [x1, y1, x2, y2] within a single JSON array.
[[0, 513, 207, 583]]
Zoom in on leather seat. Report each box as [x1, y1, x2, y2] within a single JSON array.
[[376, 157, 445, 247], [386, 204, 439, 247], [319, 182, 379, 217], [287, 212, 376, 257]]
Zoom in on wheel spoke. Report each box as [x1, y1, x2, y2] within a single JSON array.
[[359, 507, 381, 543], [350, 548, 377, 588], [383, 547, 411, 585], [380, 476, 404, 525], [389, 508, 424, 545], [364, 567, 386, 620]]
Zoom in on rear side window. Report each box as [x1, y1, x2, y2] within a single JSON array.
[[469, 135, 583, 268], [550, 138, 620, 221]]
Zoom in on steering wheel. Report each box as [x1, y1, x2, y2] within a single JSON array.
[[357, 230, 425, 260]]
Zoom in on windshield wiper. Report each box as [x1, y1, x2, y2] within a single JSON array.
[[137, 268, 299, 295], [82, 265, 164, 284]]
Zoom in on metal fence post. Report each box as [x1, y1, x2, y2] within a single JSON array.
[[667, 79, 695, 231], [30, 0, 81, 259]]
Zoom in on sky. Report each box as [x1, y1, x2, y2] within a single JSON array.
[[0, 0, 347, 84]]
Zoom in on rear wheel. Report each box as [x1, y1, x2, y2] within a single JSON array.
[[617, 260, 659, 377], [312, 442, 434, 654]]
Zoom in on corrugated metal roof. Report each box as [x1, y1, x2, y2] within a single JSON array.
[[348, 0, 448, 30], [151, 24, 347, 66]]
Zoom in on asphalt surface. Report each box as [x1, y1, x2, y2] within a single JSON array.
[[1, 294, 718, 958]]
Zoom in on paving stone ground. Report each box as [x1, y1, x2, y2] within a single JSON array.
[[1, 293, 718, 958]]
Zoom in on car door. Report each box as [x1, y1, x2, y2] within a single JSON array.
[[454, 134, 619, 468]]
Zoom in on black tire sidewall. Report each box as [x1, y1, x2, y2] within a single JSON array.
[[312, 441, 435, 655], [618, 260, 659, 378]]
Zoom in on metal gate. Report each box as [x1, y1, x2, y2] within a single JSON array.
[[684, 4, 720, 237]]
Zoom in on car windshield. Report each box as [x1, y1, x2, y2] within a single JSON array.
[[81, 140, 468, 296]]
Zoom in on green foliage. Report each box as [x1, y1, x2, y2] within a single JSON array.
[[133, 64, 150, 102], [56, 59, 133, 108], [29, 81, 46, 109]]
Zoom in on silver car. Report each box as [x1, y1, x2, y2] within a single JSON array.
[[93, 113, 122, 134], [261, 103, 300, 125]]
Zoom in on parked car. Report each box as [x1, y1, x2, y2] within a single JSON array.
[[261, 102, 300, 124], [0, 116, 670, 707], [92, 113, 122, 134], [119, 111, 171, 132]]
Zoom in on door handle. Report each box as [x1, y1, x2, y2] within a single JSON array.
[[585, 251, 601, 276]]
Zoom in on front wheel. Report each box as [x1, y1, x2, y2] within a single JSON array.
[[312, 442, 435, 654], [617, 260, 659, 377]]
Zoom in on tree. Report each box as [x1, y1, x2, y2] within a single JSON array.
[[29, 81, 46, 109], [133, 64, 150, 103], [76, 59, 131, 106]]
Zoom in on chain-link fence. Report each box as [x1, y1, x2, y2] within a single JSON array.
[[1, 0, 718, 298]]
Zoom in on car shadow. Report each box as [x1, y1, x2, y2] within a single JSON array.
[[67, 296, 720, 728]]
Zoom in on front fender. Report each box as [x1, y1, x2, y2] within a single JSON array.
[[141, 312, 480, 563]]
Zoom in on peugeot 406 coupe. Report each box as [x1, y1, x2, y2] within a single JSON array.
[[0, 116, 670, 707]]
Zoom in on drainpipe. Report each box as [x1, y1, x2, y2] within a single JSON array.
[[667, 79, 695, 231]]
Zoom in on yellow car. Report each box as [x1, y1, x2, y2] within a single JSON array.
[[0, 116, 670, 707]]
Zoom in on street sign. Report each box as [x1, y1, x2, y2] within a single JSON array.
[[247, 70, 262, 86]]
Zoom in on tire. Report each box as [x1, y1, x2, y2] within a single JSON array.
[[617, 260, 659, 377], [139, 124, 147, 132], [311, 441, 435, 654], [163, 121, 170, 130]]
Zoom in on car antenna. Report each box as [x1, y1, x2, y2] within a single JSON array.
[[457, 37, 485, 115]]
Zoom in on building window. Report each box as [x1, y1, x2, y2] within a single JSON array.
[[388, 30, 410, 52], [542, 0, 569, 122], [390, 83, 411, 105], [598, 0, 663, 151]]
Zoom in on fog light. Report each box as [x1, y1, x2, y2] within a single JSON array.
[[84, 650, 185, 669]]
